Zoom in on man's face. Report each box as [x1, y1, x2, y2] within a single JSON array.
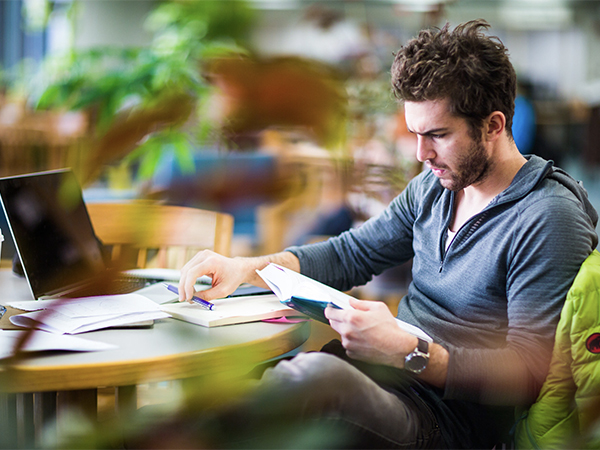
[[404, 100, 491, 192]]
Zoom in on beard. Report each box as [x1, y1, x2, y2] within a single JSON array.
[[438, 138, 491, 192]]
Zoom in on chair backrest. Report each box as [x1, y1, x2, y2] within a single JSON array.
[[86, 201, 234, 269]]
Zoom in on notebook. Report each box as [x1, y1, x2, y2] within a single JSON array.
[[0, 168, 173, 301], [160, 294, 302, 327]]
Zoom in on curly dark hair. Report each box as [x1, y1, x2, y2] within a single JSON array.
[[391, 19, 516, 138]]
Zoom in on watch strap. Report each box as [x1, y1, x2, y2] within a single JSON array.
[[417, 338, 429, 355]]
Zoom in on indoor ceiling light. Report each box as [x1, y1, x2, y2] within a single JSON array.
[[250, 0, 303, 10], [391, 0, 450, 13], [499, 0, 573, 30]]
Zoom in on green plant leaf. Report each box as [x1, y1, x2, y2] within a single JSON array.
[[137, 141, 163, 180], [171, 132, 195, 174], [35, 84, 65, 109]]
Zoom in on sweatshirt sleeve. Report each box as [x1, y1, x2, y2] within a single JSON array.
[[286, 174, 422, 291]]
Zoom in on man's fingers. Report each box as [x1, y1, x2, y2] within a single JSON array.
[[192, 278, 236, 302], [348, 297, 373, 310], [179, 262, 213, 301], [324, 304, 347, 324], [179, 251, 210, 300]]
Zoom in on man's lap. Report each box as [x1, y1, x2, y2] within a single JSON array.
[[127, 342, 460, 449], [252, 348, 445, 448]]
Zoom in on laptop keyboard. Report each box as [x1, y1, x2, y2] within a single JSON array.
[[65, 276, 151, 298], [105, 276, 151, 294]]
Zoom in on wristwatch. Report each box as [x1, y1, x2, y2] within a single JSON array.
[[404, 338, 430, 374]]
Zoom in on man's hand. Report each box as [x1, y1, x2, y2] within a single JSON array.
[[178, 250, 301, 303], [178, 250, 249, 302], [325, 298, 417, 368], [325, 298, 449, 387]]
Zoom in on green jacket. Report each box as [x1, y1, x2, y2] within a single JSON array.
[[516, 249, 600, 449]]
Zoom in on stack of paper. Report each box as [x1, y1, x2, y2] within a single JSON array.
[[8, 294, 171, 335]]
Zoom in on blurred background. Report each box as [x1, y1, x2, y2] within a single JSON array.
[[3, 2, 600, 447], [1, 0, 600, 264]]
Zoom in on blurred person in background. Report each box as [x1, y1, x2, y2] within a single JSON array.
[[173, 20, 597, 449], [512, 78, 537, 155], [273, 4, 369, 73]]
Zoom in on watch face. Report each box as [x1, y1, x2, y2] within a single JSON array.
[[405, 354, 427, 373]]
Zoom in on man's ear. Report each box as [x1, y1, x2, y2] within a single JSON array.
[[484, 111, 506, 142]]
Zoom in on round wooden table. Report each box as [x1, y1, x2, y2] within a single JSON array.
[[1, 316, 310, 393], [0, 269, 310, 448]]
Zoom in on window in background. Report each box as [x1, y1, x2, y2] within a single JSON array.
[[0, 0, 48, 78]]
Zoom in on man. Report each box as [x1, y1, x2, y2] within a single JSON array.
[[178, 20, 598, 448]]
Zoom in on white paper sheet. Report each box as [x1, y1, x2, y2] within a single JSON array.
[[0, 329, 117, 359], [8, 294, 171, 334], [9, 293, 163, 315]]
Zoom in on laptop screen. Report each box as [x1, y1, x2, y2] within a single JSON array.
[[0, 169, 106, 299]]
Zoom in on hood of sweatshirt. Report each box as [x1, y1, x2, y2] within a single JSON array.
[[493, 155, 599, 231]]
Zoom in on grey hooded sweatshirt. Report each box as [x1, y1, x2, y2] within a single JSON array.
[[287, 155, 598, 407]]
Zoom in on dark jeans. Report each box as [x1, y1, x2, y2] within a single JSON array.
[[244, 346, 446, 449], [127, 341, 508, 449]]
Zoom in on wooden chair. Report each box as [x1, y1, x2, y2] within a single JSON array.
[[86, 201, 234, 269], [85, 201, 234, 421]]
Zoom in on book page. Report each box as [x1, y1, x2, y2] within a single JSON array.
[[161, 294, 299, 327], [258, 264, 352, 308]]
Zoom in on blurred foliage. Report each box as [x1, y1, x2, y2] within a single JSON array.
[[35, 46, 209, 133], [146, 0, 255, 46], [346, 77, 397, 124], [344, 76, 417, 205], [33, 0, 256, 181], [206, 55, 349, 152]]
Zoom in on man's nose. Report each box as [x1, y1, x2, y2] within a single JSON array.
[[415, 136, 435, 162]]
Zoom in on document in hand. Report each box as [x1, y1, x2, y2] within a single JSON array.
[[8, 294, 170, 335], [256, 263, 433, 343], [160, 294, 301, 327]]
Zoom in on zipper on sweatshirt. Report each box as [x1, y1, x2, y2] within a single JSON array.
[[439, 193, 456, 272], [439, 211, 490, 272]]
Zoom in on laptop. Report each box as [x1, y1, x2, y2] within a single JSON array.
[[0, 168, 173, 302]]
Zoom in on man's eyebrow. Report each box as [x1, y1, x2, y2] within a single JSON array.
[[407, 127, 448, 136]]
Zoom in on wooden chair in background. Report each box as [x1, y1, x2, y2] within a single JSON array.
[[84, 201, 234, 419], [86, 201, 234, 270]]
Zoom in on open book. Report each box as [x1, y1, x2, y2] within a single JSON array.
[[160, 294, 301, 327], [257, 263, 432, 343]]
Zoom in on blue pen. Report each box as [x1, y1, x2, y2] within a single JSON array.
[[162, 283, 215, 310]]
